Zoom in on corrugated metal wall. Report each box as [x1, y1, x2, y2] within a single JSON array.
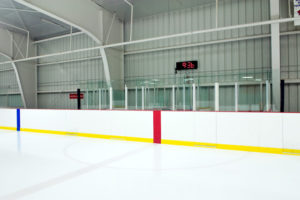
[[0, 55, 23, 108], [123, 0, 271, 111], [37, 33, 105, 109], [282, 33, 300, 112], [279, 0, 300, 112], [0, 0, 297, 111]]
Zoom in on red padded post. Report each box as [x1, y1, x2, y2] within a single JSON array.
[[153, 110, 161, 144]]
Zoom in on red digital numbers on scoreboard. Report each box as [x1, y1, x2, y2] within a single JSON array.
[[176, 61, 198, 71]]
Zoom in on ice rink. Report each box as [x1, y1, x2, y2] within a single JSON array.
[[0, 129, 300, 200]]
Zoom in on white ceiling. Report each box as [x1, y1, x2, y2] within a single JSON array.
[[0, 0, 214, 41], [0, 0, 79, 40], [92, 0, 214, 21]]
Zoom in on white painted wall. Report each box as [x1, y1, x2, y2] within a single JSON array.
[[282, 113, 300, 150], [0, 109, 16, 128], [21, 109, 153, 139], [162, 111, 217, 144], [217, 112, 282, 148], [162, 111, 300, 150], [1, 108, 299, 151]]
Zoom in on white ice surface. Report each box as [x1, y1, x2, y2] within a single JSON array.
[[0, 130, 300, 200]]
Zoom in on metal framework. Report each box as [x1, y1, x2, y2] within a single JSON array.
[[0, 17, 298, 66]]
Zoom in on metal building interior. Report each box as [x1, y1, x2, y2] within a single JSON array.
[[0, 0, 298, 112], [1, 0, 300, 200]]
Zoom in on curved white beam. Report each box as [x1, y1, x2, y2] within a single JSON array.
[[14, 0, 102, 44], [0, 52, 26, 108], [14, 0, 112, 84], [0, 21, 30, 58], [0, 7, 38, 13], [0, 28, 37, 108]]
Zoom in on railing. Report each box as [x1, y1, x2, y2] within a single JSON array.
[[80, 70, 273, 112]]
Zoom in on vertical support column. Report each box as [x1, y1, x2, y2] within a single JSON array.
[[235, 83, 239, 112], [260, 82, 263, 111], [99, 89, 102, 110], [77, 88, 81, 110], [125, 85, 128, 110], [183, 85, 186, 110], [69, 26, 73, 50], [216, 0, 219, 28], [142, 86, 145, 110], [193, 83, 196, 111], [86, 90, 89, 109], [280, 80, 285, 112], [266, 80, 271, 111], [93, 90, 96, 109], [109, 87, 113, 110], [172, 85, 175, 111], [145, 87, 148, 109], [99, 47, 111, 87], [124, 0, 134, 41], [215, 82, 219, 111], [135, 87, 138, 110], [270, 0, 281, 112]]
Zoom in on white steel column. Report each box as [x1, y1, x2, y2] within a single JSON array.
[[235, 83, 239, 112], [135, 87, 138, 110], [86, 90, 89, 109], [172, 85, 175, 111], [142, 86, 144, 110], [183, 86, 186, 110], [124, 0, 133, 41], [125, 85, 128, 110], [99, 89, 102, 109], [69, 26, 73, 50], [260, 83, 263, 111], [266, 80, 271, 111], [215, 83, 219, 111], [216, 0, 219, 28], [99, 47, 111, 87], [109, 87, 113, 110], [270, 0, 281, 111], [193, 84, 196, 111]]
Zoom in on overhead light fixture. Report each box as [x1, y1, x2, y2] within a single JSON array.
[[242, 76, 253, 79], [255, 79, 262, 81]]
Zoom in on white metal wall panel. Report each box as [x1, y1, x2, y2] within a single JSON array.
[[124, 0, 271, 80], [36, 34, 105, 109]]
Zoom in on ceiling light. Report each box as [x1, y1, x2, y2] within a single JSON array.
[[242, 76, 253, 79]]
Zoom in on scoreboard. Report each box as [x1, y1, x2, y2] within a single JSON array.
[[176, 61, 198, 72]]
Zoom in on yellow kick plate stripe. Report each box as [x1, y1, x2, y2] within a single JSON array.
[[0, 126, 16, 131], [20, 128, 153, 143], [13, 128, 300, 156], [161, 139, 300, 156]]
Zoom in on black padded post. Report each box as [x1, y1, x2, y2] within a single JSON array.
[[77, 89, 81, 110], [280, 80, 285, 112]]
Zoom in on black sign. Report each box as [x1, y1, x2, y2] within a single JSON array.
[[176, 61, 198, 71]]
